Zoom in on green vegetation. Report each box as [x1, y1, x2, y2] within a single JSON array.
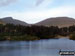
[[0, 36, 6, 41], [7, 35, 39, 41], [69, 33, 75, 40], [0, 24, 75, 41]]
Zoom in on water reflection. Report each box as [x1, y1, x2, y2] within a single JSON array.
[[0, 38, 75, 56]]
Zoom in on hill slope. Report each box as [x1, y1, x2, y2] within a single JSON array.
[[35, 17, 75, 27], [0, 17, 28, 26]]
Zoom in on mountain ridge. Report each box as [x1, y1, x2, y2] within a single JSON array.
[[35, 17, 75, 27], [0, 17, 28, 26], [0, 17, 75, 27]]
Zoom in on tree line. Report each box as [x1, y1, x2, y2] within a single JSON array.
[[0, 24, 75, 41]]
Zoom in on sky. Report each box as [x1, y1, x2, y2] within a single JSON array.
[[0, 0, 75, 24]]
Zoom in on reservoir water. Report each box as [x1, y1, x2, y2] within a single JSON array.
[[0, 38, 75, 56]]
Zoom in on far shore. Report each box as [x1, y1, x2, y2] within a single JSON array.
[[56, 35, 69, 38]]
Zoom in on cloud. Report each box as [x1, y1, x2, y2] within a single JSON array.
[[0, 0, 18, 7], [0, 0, 75, 24], [36, 0, 53, 7], [0, 6, 75, 24], [36, 0, 44, 6]]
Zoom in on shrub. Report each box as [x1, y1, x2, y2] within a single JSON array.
[[10, 35, 40, 41], [69, 34, 75, 40]]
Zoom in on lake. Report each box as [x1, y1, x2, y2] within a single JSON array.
[[0, 38, 75, 56]]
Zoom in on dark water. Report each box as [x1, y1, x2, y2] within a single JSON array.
[[0, 38, 75, 56]]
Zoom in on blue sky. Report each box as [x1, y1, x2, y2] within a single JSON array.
[[0, 0, 75, 24]]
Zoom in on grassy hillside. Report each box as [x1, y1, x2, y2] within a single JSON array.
[[35, 17, 75, 28]]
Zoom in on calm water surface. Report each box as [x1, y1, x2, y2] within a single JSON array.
[[0, 38, 75, 56]]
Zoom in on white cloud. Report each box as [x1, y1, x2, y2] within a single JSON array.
[[0, 6, 75, 24]]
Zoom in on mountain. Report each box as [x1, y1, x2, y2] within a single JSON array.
[[0, 20, 5, 25], [0, 17, 28, 26], [0, 17, 75, 27], [35, 17, 75, 27]]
